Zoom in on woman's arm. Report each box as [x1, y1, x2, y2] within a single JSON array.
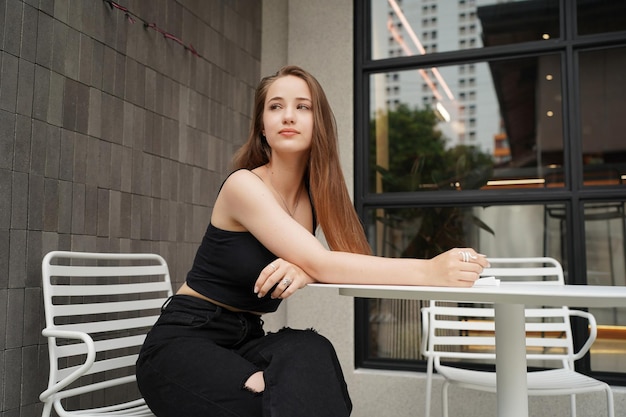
[[214, 170, 487, 297]]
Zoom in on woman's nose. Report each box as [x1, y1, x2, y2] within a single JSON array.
[[282, 106, 295, 124]]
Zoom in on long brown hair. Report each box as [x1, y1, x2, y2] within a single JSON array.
[[232, 65, 371, 255]]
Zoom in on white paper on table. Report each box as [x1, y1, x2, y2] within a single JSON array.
[[474, 276, 500, 286]]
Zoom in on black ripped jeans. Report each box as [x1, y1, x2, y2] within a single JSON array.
[[136, 295, 352, 417]]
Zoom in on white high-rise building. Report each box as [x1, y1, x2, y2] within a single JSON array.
[[371, 0, 516, 155]]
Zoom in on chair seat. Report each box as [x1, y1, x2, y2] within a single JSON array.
[[438, 365, 611, 395], [57, 403, 154, 417]]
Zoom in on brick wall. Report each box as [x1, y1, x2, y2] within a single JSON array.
[[0, 1, 262, 415]]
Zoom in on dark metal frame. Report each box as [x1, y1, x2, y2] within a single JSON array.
[[353, 0, 626, 385]]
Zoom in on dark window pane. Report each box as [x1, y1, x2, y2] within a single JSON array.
[[579, 47, 626, 187], [370, 0, 559, 60], [584, 201, 626, 373], [364, 203, 569, 361], [368, 56, 564, 193], [577, 0, 626, 36]]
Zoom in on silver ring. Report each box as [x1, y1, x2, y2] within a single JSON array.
[[269, 263, 277, 271], [460, 251, 471, 262], [281, 277, 292, 287]]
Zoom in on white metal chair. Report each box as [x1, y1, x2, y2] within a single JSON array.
[[40, 251, 173, 417], [421, 257, 614, 417]]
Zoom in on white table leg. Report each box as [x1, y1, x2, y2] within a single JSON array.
[[494, 303, 528, 417]]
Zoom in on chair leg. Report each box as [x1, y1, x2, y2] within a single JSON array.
[[425, 359, 433, 417], [41, 401, 52, 417], [606, 386, 615, 417], [569, 394, 577, 417], [442, 381, 450, 417]]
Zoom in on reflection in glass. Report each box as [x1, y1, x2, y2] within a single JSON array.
[[579, 47, 626, 187], [370, 0, 559, 60], [364, 203, 570, 361], [368, 56, 564, 193], [364, 202, 626, 374], [584, 201, 626, 373], [577, 0, 626, 36]]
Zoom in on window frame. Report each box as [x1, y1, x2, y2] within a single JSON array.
[[353, 0, 626, 385]]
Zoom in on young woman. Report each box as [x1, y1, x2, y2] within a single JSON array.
[[136, 65, 488, 417]]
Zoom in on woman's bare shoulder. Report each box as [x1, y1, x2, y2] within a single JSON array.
[[220, 169, 264, 195]]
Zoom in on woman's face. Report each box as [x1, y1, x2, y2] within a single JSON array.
[[262, 75, 314, 156]]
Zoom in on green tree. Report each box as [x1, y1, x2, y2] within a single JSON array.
[[369, 104, 494, 258]]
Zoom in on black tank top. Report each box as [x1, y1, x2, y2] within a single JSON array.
[[185, 171, 316, 313]]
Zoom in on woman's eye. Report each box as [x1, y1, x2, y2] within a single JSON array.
[[297, 104, 311, 110], [269, 103, 281, 110]]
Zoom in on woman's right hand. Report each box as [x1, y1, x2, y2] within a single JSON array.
[[254, 258, 315, 299], [429, 248, 489, 287]]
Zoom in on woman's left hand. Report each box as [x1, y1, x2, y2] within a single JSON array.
[[254, 258, 315, 299]]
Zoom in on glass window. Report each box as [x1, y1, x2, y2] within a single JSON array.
[[584, 200, 626, 373], [577, 0, 626, 36], [358, 0, 626, 384], [370, 0, 559, 59], [579, 47, 626, 187], [368, 56, 564, 193]]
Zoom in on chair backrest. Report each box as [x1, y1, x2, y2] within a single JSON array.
[[422, 305, 583, 369], [41, 251, 173, 410], [422, 257, 589, 370], [481, 256, 565, 285]]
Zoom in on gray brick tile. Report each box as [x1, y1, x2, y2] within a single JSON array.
[[50, 19, 68, 75], [35, 11, 53, 69], [84, 184, 97, 235], [97, 188, 109, 237], [0, 169, 9, 231], [62, 77, 77, 130], [0, 232, 8, 289], [109, 190, 121, 237], [120, 191, 131, 238], [54, 0, 69, 25], [75, 80, 89, 135], [97, 139, 111, 189], [130, 193, 140, 240], [25, 229, 42, 288], [3, 347, 22, 409], [30, 120, 47, 176], [87, 87, 102, 138], [101, 46, 115, 95], [78, 33, 93, 85], [3, 0, 23, 57], [37, 0, 53, 14], [0, 51, 19, 113], [84, 136, 99, 186], [16, 58, 35, 117], [43, 178, 58, 232], [6, 288, 25, 348], [90, 40, 104, 89], [10, 171, 28, 229], [72, 132, 86, 183], [0, 0, 5, 48], [57, 180, 72, 233], [70, 182, 85, 234], [26, 175, 43, 231], [0, 110, 14, 170], [59, 129, 74, 181], [44, 125, 60, 179], [46, 71, 64, 127], [110, 143, 122, 191], [114, 50, 126, 99], [140, 194, 151, 240], [32, 64, 50, 122], [21, 4, 38, 63], [22, 289, 41, 346]]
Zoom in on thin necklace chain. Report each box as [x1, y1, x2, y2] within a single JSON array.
[[266, 166, 303, 218]]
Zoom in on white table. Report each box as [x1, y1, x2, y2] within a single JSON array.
[[310, 282, 626, 417]]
